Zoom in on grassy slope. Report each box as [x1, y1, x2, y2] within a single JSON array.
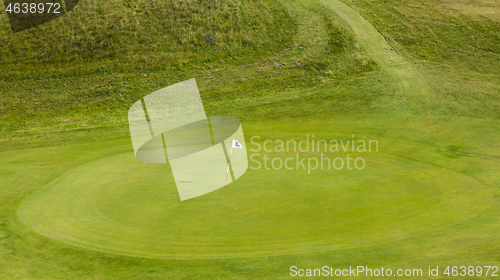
[[0, 0, 500, 279], [342, 0, 500, 117], [0, 0, 369, 137], [322, 0, 430, 101]]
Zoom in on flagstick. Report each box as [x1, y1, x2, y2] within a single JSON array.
[[224, 146, 233, 189]]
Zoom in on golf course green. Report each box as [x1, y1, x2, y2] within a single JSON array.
[[1, 0, 500, 278], [16, 129, 491, 258]]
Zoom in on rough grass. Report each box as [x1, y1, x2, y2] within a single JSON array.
[[0, 0, 500, 279], [0, 0, 377, 139], [0, 0, 295, 71]]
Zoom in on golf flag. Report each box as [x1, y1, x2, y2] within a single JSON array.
[[225, 139, 242, 188], [232, 139, 243, 149]]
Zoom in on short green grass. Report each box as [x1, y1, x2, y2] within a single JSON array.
[[16, 126, 491, 259], [1, 0, 500, 279]]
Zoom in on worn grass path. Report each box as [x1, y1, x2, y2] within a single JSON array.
[[321, 0, 431, 107]]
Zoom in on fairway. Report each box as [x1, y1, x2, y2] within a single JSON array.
[[1, 0, 500, 278], [17, 127, 492, 258]]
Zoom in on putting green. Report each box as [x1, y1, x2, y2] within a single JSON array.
[[17, 138, 491, 259]]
